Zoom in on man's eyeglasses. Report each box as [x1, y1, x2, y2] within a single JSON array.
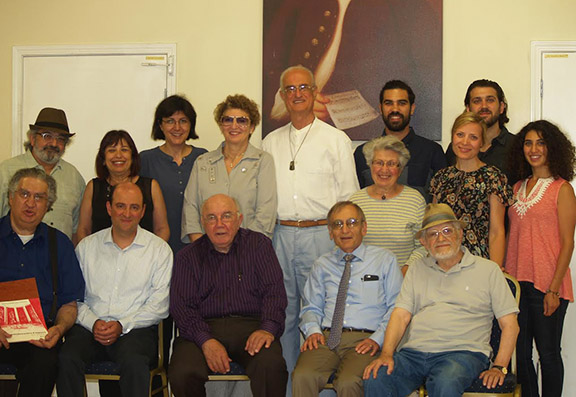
[[330, 218, 363, 230], [371, 160, 400, 169], [425, 226, 456, 240], [35, 132, 69, 145], [220, 116, 251, 128], [162, 118, 190, 127], [204, 212, 238, 225], [283, 84, 315, 96], [16, 189, 48, 203]]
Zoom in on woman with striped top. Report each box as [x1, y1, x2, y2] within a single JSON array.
[[350, 136, 426, 275]]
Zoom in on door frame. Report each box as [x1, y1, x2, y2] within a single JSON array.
[[12, 43, 176, 155], [530, 40, 576, 120]]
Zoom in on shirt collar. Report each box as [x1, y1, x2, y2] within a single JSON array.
[[25, 150, 62, 173], [104, 225, 146, 250], [0, 214, 47, 243], [334, 243, 366, 263], [383, 127, 415, 144], [492, 126, 510, 147], [208, 143, 260, 165]]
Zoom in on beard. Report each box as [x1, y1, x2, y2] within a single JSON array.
[[430, 243, 461, 261], [383, 112, 411, 132], [33, 144, 62, 165], [478, 108, 500, 128]]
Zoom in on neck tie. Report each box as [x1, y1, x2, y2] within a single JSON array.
[[327, 253, 355, 350]]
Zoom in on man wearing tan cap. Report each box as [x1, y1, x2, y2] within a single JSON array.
[[0, 108, 85, 241], [363, 204, 519, 397]]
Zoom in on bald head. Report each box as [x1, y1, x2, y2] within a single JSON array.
[[201, 194, 243, 253]]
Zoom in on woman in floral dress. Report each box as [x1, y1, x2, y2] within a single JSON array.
[[430, 112, 513, 266]]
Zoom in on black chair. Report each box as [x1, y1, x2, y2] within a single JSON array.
[[83, 320, 169, 397], [419, 273, 522, 397]]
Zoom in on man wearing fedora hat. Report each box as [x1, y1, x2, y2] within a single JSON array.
[[0, 108, 85, 241], [363, 203, 519, 397]]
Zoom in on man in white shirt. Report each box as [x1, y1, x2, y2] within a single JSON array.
[[0, 108, 85, 241], [262, 65, 359, 391], [56, 182, 173, 397]]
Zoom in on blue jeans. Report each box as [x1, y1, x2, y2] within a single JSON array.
[[363, 349, 489, 397], [517, 282, 568, 397], [272, 223, 333, 396]]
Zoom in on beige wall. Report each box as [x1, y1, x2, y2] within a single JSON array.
[[1, 0, 576, 162]]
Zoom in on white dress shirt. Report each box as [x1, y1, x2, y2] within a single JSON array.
[[75, 226, 173, 333], [263, 119, 359, 220]]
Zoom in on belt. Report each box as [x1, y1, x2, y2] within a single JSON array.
[[323, 327, 375, 333], [278, 219, 328, 227]]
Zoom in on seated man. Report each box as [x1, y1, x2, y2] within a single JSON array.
[[363, 204, 519, 397], [0, 168, 85, 397], [292, 201, 403, 396], [57, 182, 173, 397], [169, 194, 288, 397]]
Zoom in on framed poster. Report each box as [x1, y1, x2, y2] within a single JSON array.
[[263, 0, 443, 141]]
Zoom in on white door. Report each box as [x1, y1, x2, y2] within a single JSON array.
[[532, 40, 576, 397], [13, 44, 176, 182]]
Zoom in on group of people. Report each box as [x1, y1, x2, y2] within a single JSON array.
[[0, 63, 574, 397]]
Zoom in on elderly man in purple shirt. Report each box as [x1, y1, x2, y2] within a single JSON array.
[[169, 194, 288, 397]]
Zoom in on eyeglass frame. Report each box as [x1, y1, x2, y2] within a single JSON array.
[[161, 117, 191, 127], [371, 159, 401, 169], [330, 217, 364, 230], [35, 131, 70, 145], [15, 188, 49, 203], [219, 115, 251, 128], [424, 225, 457, 240], [282, 84, 316, 96], [203, 211, 240, 225]]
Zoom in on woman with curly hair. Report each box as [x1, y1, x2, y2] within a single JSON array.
[[505, 120, 576, 397], [182, 94, 277, 242], [430, 112, 513, 266]]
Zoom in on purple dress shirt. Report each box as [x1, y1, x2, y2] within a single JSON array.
[[170, 228, 287, 347]]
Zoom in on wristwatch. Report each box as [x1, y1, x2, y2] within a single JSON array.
[[492, 365, 508, 375]]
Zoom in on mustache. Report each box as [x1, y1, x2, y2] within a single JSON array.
[[42, 145, 61, 153], [387, 112, 404, 119]]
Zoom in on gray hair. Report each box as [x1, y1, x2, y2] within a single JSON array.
[[363, 135, 411, 169], [279, 65, 316, 90], [8, 167, 57, 210]]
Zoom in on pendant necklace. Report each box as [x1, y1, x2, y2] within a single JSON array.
[[289, 119, 314, 171]]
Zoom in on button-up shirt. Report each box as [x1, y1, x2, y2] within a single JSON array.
[[75, 226, 173, 333], [300, 243, 402, 346], [0, 151, 85, 239], [263, 119, 359, 220], [171, 228, 287, 347], [0, 215, 85, 323]]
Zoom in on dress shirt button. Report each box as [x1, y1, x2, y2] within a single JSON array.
[[20, 263, 24, 267], [319, 26, 326, 33], [324, 10, 331, 17], [346, 303, 350, 307], [304, 51, 311, 59], [293, 194, 298, 199], [179, 181, 183, 184], [311, 38, 319, 46], [343, 320, 347, 325], [180, 191, 183, 195]]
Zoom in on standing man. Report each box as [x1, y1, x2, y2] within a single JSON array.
[[262, 65, 360, 387], [0, 168, 85, 397], [57, 182, 173, 397], [169, 194, 288, 397], [446, 79, 516, 184], [0, 108, 85, 241], [292, 201, 402, 396], [354, 80, 446, 200], [363, 204, 519, 397]]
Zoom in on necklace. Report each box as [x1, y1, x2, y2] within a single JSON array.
[[223, 148, 245, 169], [288, 120, 314, 171]]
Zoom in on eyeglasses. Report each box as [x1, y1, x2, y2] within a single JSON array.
[[35, 132, 69, 144], [204, 212, 238, 225], [330, 218, 363, 230], [220, 116, 251, 128], [162, 118, 190, 127], [425, 226, 456, 240], [371, 160, 401, 169], [283, 84, 315, 96], [16, 189, 48, 203]]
